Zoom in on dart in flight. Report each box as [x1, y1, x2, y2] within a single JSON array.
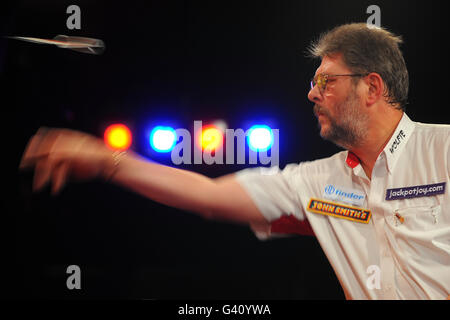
[[8, 35, 105, 55]]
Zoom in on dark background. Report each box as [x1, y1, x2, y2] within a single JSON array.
[[1, 0, 448, 299]]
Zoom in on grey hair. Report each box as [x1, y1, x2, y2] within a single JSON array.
[[307, 23, 409, 110]]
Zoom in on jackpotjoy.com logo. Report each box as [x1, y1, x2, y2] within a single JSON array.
[[149, 121, 279, 167]]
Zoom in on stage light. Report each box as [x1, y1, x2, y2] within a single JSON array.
[[247, 125, 273, 152], [150, 126, 177, 152], [199, 125, 223, 151], [104, 124, 132, 151]]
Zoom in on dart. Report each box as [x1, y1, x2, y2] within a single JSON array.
[[8, 35, 105, 55]]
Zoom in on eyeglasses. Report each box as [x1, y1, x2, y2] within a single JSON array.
[[310, 73, 367, 93]]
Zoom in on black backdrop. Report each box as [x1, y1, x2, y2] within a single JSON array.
[[1, 0, 448, 299]]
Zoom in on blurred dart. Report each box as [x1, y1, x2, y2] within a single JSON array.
[[8, 35, 105, 55]]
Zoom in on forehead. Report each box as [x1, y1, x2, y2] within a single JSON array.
[[315, 53, 351, 75]]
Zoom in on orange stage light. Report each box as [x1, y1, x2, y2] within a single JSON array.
[[104, 124, 132, 151], [199, 126, 223, 151]]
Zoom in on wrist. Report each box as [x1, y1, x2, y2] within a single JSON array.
[[103, 149, 128, 181]]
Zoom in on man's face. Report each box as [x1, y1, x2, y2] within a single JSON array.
[[307, 54, 368, 149]]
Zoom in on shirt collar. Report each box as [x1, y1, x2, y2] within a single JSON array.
[[382, 112, 415, 173], [345, 113, 415, 173]]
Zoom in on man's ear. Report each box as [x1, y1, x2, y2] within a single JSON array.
[[364, 73, 384, 106]]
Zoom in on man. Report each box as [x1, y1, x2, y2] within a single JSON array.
[[19, 23, 449, 299]]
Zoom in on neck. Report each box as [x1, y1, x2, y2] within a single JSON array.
[[349, 109, 403, 180]]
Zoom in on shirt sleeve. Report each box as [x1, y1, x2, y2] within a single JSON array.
[[234, 164, 313, 239]]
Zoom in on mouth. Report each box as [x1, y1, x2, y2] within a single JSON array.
[[314, 105, 326, 119]]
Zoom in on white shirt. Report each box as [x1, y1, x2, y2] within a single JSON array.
[[235, 113, 450, 300]]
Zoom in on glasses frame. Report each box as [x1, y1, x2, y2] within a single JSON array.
[[310, 73, 368, 93]]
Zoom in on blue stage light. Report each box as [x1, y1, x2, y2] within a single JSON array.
[[247, 125, 274, 152], [150, 126, 177, 152]]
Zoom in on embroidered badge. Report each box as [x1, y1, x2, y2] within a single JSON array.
[[322, 184, 365, 207], [307, 198, 371, 224], [385, 182, 446, 201]]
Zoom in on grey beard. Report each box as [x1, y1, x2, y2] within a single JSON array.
[[314, 90, 368, 149]]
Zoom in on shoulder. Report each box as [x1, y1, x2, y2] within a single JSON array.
[[300, 151, 348, 172], [412, 121, 450, 137], [236, 151, 349, 188], [283, 151, 349, 181], [410, 120, 450, 148]]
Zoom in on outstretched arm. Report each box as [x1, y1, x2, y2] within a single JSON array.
[[19, 127, 266, 225], [110, 151, 265, 224]]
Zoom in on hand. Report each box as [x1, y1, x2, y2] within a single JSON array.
[[19, 127, 115, 195]]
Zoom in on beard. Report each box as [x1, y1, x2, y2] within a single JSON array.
[[314, 88, 369, 149]]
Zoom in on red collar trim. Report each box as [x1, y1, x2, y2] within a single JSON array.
[[346, 151, 360, 169]]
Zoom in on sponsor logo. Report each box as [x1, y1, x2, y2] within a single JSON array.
[[389, 129, 406, 154], [307, 198, 371, 224], [386, 182, 446, 201], [323, 184, 365, 207], [324, 185, 335, 195]]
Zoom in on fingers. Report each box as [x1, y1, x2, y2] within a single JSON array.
[[20, 127, 66, 193], [32, 129, 63, 159], [19, 127, 49, 169], [19, 126, 100, 194], [19, 127, 64, 169], [32, 157, 54, 192], [32, 156, 71, 195], [51, 161, 71, 195], [19, 127, 76, 169]]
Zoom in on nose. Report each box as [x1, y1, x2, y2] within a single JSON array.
[[308, 83, 322, 104]]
